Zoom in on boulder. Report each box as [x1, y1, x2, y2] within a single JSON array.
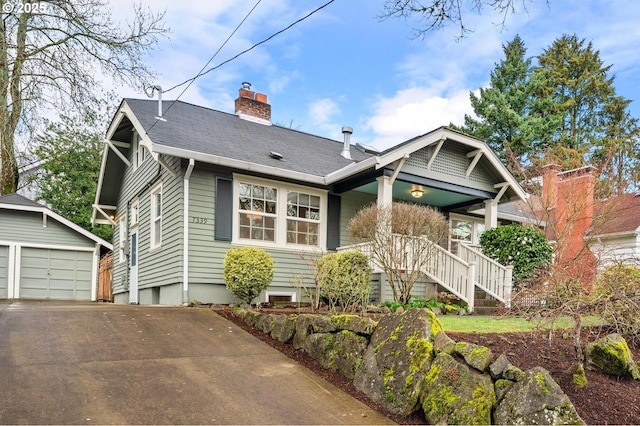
[[422, 352, 496, 425], [292, 314, 337, 350], [490, 354, 526, 382], [270, 315, 297, 343], [330, 314, 377, 336], [241, 310, 260, 327], [454, 341, 493, 372], [434, 330, 456, 355], [585, 333, 640, 380], [304, 330, 369, 379], [493, 367, 584, 425], [255, 313, 275, 334], [353, 308, 441, 416]]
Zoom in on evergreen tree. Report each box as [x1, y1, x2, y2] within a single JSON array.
[[34, 104, 112, 241], [535, 34, 616, 162], [455, 35, 560, 174]]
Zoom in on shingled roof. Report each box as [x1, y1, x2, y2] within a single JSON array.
[[0, 193, 44, 208], [590, 193, 640, 236], [124, 98, 373, 178]]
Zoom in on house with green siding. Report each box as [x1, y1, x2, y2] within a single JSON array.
[[93, 83, 528, 309]]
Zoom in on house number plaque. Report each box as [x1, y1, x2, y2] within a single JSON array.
[[191, 217, 208, 224]]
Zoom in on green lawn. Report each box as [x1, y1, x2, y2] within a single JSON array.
[[438, 315, 601, 333]]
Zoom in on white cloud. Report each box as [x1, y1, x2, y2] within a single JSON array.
[[308, 98, 340, 125], [365, 87, 473, 150]]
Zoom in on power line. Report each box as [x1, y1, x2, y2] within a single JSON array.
[[163, 0, 336, 94], [144, 0, 262, 134]]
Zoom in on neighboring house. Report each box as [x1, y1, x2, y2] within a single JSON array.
[[589, 192, 640, 269], [17, 159, 45, 200], [92, 83, 528, 308], [512, 165, 640, 283], [0, 193, 112, 300]]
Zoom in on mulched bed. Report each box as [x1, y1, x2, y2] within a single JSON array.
[[216, 308, 640, 425]]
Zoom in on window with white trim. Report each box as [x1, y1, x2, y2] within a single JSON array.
[[150, 182, 162, 249], [449, 214, 487, 252], [118, 217, 126, 263], [130, 198, 139, 228], [286, 191, 320, 245], [133, 131, 146, 169], [234, 176, 326, 249]]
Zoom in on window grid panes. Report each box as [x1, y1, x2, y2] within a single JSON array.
[[238, 183, 277, 242], [286, 191, 320, 245], [151, 185, 162, 248]]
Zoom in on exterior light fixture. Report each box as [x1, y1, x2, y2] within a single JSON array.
[[411, 189, 424, 198]]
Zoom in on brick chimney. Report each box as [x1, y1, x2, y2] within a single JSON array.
[[234, 82, 271, 124], [543, 165, 598, 284]]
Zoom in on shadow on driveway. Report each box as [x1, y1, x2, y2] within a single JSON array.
[[0, 300, 394, 425]]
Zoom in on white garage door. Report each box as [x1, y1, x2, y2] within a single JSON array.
[[20, 247, 93, 300], [0, 245, 7, 299]]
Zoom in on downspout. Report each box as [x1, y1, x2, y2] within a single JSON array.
[[183, 159, 195, 305]]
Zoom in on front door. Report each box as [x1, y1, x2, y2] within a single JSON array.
[[129, 229, 138, 304]]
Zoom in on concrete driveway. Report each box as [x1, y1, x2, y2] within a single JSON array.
[[0, 300, 393, 425]]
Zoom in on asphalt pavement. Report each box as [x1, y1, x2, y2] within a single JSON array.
[[0, 300, 394, 425]]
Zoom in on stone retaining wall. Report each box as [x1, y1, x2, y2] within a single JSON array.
[[233, 308, 584, 425]]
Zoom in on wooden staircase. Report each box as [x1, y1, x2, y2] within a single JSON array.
[[338, 236, 513, 314]]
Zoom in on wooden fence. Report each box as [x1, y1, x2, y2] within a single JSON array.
[[98, 251, 113, 302]]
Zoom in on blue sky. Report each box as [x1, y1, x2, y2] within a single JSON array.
[[111, 0, 640, 151]]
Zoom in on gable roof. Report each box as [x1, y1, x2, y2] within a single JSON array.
[[0, 193, 113, 250], [589, 193, 640, 237], [117, 99, 373, 178]]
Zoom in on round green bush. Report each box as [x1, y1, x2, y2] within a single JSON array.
[[479, 224, 552, 285], [223, 246, 274, 304], [317, 251, 371, 311]]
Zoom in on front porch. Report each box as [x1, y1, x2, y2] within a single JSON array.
[[329, 128, 526, 313]]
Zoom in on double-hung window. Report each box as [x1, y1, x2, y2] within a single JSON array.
[[286, 191, 320, 245], [118, 218, 126, 263], [238, 183, 277, 242], [150, 182, 162, 249], [133, 131, 146, 169], [234, 176, 326, 249]]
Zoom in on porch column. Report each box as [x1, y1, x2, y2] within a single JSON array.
[[377, 175, 393, 208], [484, 199, 498, 230]]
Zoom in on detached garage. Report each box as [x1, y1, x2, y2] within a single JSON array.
[[0, 194, 112, 301]]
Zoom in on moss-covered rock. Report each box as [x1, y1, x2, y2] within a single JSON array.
[[585, 333, 640, 380], [290, 314, 334, 349], [434, 330, 456, 355], [330, 314, 377, 336], [493, 367, 584, 425], [490, 353, 526, 382], [494, 378, 515, 402], [353, 308, 440, 416], [255, 313, 275, 334], [304, 330, 368, 379], [270, 314, 297, 343], [422, 352, 496, 425], [455, 341, 493, 372]]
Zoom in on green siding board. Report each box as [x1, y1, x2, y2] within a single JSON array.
[[0, 245, 7, 298], [339, 190, 375, 247], [0, 211, 94, 248]]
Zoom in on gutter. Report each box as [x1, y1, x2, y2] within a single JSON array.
[[183, 159, 195, 305]]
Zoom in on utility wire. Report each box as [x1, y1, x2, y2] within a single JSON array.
[[144, 0, 262, 134], [163, 0, 263, 94], [144, 0, 336, 136], [163, 0, 336, 94]]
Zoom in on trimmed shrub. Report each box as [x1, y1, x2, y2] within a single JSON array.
[[317, 251, 371, 312], [479, 224, 552, 285], [223, 246, 274, 304]]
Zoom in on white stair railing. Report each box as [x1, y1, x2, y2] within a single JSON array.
[[458, 243, 513, 307]]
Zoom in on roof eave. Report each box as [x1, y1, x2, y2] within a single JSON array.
[[152, 144, 327, 186]]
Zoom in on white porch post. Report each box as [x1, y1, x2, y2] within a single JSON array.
[[484, 199, 498, 230], [376, 176, 393, 304], [377, 175, 393, 208]]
